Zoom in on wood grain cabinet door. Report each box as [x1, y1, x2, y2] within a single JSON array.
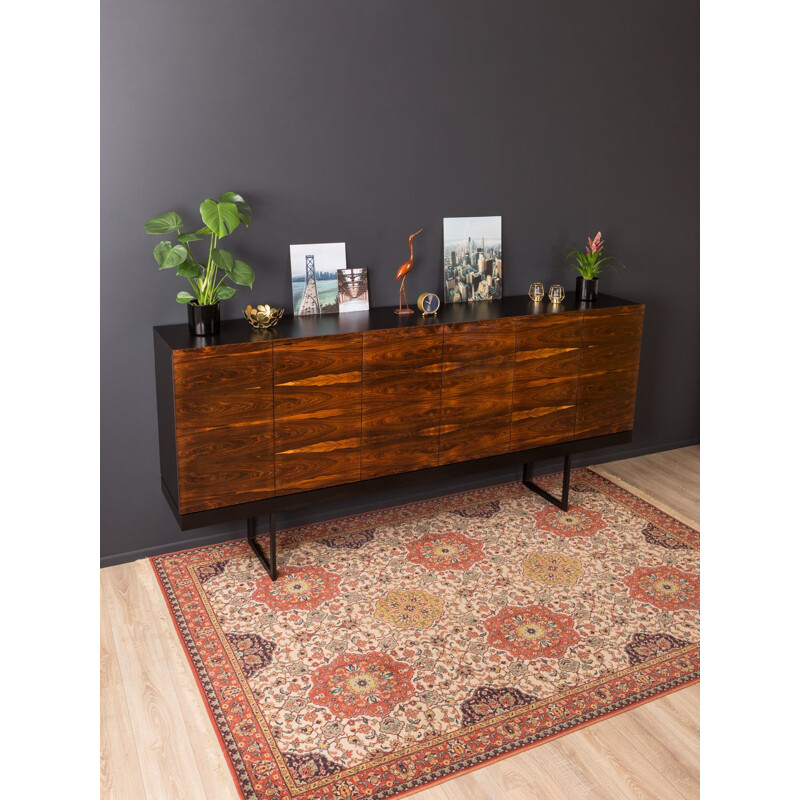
[[361, 325, 444, 480], [439, 318, 516, 465], [273, 333, 363, 495], [511, 314, 582, 450], [173, 343, 274, 514], [576, 305, 645, 437]]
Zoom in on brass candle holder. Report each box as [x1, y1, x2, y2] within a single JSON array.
[[548, 284, 565, 304], [528, 282, 545, 303]]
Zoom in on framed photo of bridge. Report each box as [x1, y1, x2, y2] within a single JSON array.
[[337, 267, 370, 313], [289, 242, 346, 315]]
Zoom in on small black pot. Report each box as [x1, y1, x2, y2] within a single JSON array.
[[576, 276, 599, 302], [188, 302, 220, 336]]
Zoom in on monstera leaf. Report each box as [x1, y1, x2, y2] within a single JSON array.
[[177, 231, 204, 244], [199, 199, 240, 238], [211, 248, 234, 273], [220, 192, 252, 226], [144, 212, 182, 235], [176, 291, 195, 304], [216, 285, 236, 299], [153, 241, 188, 270], [177, 259, 202, 278], [229, 259, 255, 288], [211, 249, 253, 287]]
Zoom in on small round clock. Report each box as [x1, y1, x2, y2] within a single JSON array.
[[417, 292, 441, 316]]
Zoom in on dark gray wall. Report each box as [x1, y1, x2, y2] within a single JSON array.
[[101, 0, 699, 565]]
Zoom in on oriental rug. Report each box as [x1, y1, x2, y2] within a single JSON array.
[[151, 469, 699, 800]]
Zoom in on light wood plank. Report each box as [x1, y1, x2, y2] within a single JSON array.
[[101, 565, 208, 800], [543, 734, 629, 799], [408, 786, 453, 800], [134, 559, 240, 799], [611, 699, 699, 798], [101, 586, 147, 800], [570, 716, 685, 799], [652, 689, 701, 749], [504, 737, 612, 800], [676, 681, 700, 707], [492, 755, 573, 800], [592, 445, 700, 528], [431, 760, 516, 800]]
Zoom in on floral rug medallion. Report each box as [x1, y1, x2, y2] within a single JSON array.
[[152, 469, 699, 800]]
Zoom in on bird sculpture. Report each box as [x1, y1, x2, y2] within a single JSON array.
[[394, 228, 423, 315]]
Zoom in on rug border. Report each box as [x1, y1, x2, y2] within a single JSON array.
[[384, 675, 699, 800], [149, 468, 699, 800]]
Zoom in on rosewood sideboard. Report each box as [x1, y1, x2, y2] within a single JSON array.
[[154, 293, 644, 578]]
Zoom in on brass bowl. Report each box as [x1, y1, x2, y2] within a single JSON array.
[[243, 304, 284, 329]]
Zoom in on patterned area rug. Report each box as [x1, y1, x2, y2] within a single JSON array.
[[152, 469, 699, 800]]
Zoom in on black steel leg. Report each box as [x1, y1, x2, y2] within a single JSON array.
[[522, 454, 571, 511], [247, 514, 277, 580]]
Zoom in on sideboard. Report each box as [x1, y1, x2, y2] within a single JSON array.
[[154, 293, 644, 578]]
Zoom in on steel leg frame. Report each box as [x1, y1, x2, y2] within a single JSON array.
[[522, 454, 571, 511], [246, 457, 570, 578], [247, 514, 277, 580]]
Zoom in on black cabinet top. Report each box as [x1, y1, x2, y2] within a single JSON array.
[[154, 292, 641, 351]]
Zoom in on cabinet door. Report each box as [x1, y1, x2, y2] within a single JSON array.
[[173, 343, 274, 513], [576, 305, 644, 437], [273, 333, 363, 495], [439, 318, 516, 466], [511, 314, 582, 450], [361, 325, 443, 480]]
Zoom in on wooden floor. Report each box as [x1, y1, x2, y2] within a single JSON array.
[[101, 445, 700, 800]]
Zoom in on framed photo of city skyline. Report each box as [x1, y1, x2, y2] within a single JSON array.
[[289, 242, 345, 316], [337, 267, 370, 313], [443, 216, 503, 303]]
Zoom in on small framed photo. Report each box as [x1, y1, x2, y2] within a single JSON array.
[[337, 267, 370, 313]]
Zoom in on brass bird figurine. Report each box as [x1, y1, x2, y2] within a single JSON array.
[[394, 228, 423, 315]]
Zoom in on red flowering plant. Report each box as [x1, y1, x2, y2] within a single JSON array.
[[566, 231, 625, 280]]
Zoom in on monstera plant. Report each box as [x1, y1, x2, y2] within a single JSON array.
[[145, 192, 255, 334]]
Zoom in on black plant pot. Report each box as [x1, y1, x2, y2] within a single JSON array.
[[576, 276, 599, 302], [188, 302, 220, 336]]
